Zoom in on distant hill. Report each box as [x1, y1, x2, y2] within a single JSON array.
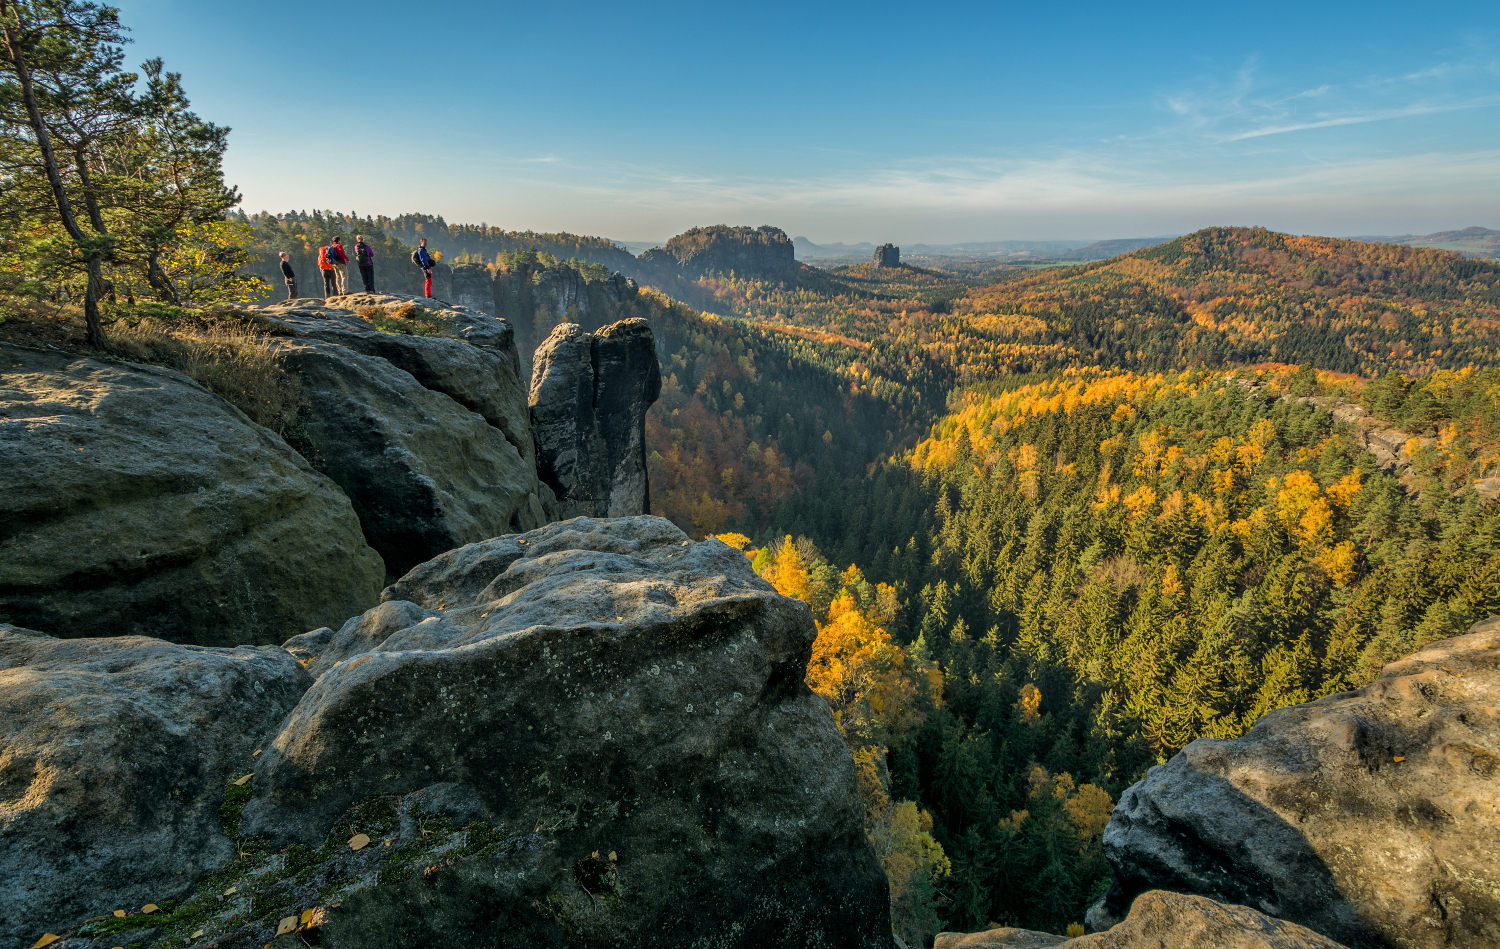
[[1350, 226, 1500, 259], [1053, 235, 1179, 259], [793, 235, 1179, 261]]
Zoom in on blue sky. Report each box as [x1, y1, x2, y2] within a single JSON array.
[[116, 0, 1499, 244]]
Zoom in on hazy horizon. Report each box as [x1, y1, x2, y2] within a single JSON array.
[[116, 0, 1499, 244]]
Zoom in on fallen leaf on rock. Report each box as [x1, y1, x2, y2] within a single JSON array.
[[609, 851, 617, 861], [231, 773, 252, 786], [348, 832, 371, 851], [252, 749, 262, 756], [30, 935, 59, 948], [303, 906, 331, 929], [276, 915, 298, 935], [141, 904, 158, 913], [223, 886, 237, 896], [298, 658, 312, 667], [113, 909, 126, 917], [1394, 756, 1406, 762], [192, 930, 205, 939]]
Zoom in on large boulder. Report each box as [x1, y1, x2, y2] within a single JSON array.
[[1094, 619, 1500, 949], [0, 624, 309, 946], [529, 319, 661, 520], [0, 343, 383, 646], [937, 892, 1349, 948], [252, 300, 546, 578], [239, 516, 891, 949]]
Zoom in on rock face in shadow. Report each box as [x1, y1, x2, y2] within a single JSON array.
[[529, 319, 661, 519], [874, 243, 900, 268], [0, 624, 310, 945], [1094, 619, 1500, 949], [0, 342, 384, 645], [256, 298, 546, 577], [240, 516, 891, 949]]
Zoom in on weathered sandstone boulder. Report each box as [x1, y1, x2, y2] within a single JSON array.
[[874, 243, 901, 268], [529, 319, 661, 519], [240, 516, 891, 949], [0, 342, 383, 645], [935, 925, 1067, 947], [0, 624, 309, 946], [252, 299, 546, 577], [1094, 619, 1500, 949], [938, 892, 1348, 949]]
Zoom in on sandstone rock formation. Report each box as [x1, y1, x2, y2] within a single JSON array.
[[1093, 618, 1500, 949], [529, 319, 661, 519], [642, 224, 797, 278], [0, 342, 383, 646], [239, 516, 891, 949], [874, 243, 901, 268], [0, 624, 309, 945], [256, 297, 546, 577], [939, 892, 1350, 949]]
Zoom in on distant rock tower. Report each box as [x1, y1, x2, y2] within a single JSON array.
[[874, 243, 900, 268]]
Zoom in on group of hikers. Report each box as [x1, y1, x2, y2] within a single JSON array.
[[277, 236, 438, 301]]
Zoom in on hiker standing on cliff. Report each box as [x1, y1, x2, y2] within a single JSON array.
[[412, 238, 435, 297], [279, 251, 297, 300], [328, 236, 350, 294], [317, 242, 338, 297], [354, 234, 376, 293]]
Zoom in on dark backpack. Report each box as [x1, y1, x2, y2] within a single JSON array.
[[356, 243, 372, 264], [411, 249, 422, 267]]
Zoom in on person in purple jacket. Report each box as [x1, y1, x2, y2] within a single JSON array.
[[353, 235, 376, 292]]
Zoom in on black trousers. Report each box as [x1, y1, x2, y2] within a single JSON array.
[[359, 265, 375, 292], [284, 278, 297, 300], [322, 270, 338, 296]]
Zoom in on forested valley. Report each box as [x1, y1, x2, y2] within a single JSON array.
[[82, 205, 1500, 940], [621, 227, 1500, 939]]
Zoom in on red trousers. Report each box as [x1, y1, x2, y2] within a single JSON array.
[[423, 269, 433, 297]]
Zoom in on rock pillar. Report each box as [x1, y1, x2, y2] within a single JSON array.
[[529, 318, 661, 519]]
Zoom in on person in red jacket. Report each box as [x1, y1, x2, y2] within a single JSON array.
[[328, 236, 350, 294], [318, 243, 338, 297]]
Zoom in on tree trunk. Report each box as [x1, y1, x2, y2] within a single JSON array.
[[84, 255, 105, 348]]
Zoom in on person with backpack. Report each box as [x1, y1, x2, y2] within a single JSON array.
[[318, 242, 338, 297], [412, 238, 435, 297], [328, 236, 350, 294], [279, 251, 297, 300], [354, 234, 376, 292]]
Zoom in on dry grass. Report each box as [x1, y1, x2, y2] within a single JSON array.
[[107, 311, 304, 436], [355, 302, 454, 337]]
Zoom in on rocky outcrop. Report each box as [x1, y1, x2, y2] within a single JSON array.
[[1, 624, 309, 946], [645, 224, 797, 277], [0, 342, 383, 646], [529, 319, 661, 519], [493, 259, 642, 360], [255, 297, 546, 578], [939, 892, 1349, 949], [1093, 618, 1500, 949], [874, 243, 901, 268], [235, 516, 890, 948]]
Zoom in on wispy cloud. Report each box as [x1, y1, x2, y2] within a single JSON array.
[[1223, 98, 1499, 140]]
